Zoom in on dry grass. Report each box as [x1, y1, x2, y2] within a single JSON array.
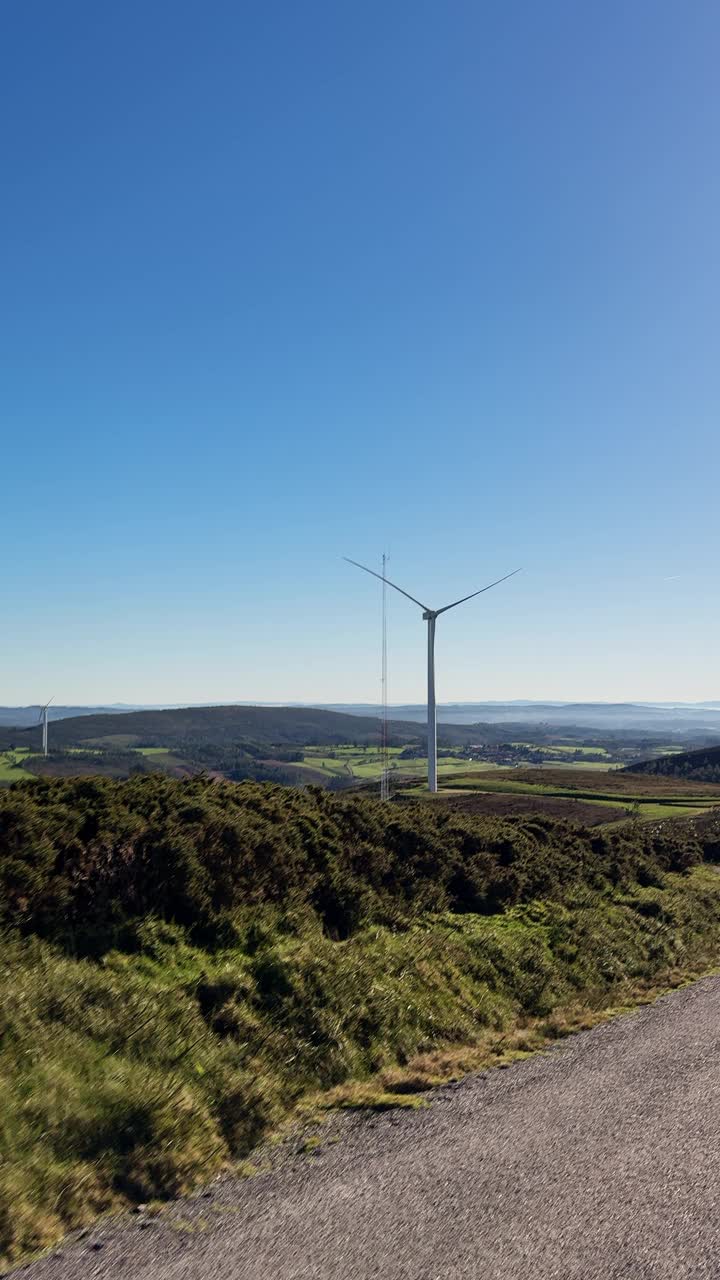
[[305, 964, 720, 1109], [281, 962, 720, 1143]]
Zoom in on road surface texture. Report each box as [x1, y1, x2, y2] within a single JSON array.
[[14, 976, 720, 1280]]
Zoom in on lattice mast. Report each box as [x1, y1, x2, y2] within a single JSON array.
[[380, 552, 390, 801]]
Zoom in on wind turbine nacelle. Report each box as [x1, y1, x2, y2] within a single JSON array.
[[422, 610, 436, 621]]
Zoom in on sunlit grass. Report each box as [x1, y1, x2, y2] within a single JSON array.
[[0, 750, 34, 783]]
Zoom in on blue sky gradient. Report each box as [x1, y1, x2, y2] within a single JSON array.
[[2, 1, 718, 704]]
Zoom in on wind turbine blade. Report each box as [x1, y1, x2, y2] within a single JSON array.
[[435, 568, 521, 616], [343, 558, 430, 611]]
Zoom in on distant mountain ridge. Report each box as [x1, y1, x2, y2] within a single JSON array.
[[2, 700, 719, 734], [0, 704, 490, 753], [0, 706, 143, 728], [315, 702, 720, 731]]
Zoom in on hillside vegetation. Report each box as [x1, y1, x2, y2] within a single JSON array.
[[0, 705, 508, 792], [2, 775, 720, 1264], [403, 766, 720, 827], [2, 774, 707, 952], [3, 706, 718, 792], [441, 765, 720, 798], [0, 704, 483, 754], [628, 745, 720, 783]]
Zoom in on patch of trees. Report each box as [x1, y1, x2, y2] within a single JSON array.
[[628, 746, 720, 783], [166, 741, 309, 785], [22, 750, 149, 778]]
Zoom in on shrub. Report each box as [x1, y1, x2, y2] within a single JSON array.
[[0, 776, 704, 954]]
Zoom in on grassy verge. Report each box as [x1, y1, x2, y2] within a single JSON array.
[[2, 863, 720, 1267]]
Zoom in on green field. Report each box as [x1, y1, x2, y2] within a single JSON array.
[[604, 802, 712, 824], [0, 744, 193, 786], [288, 758, 352, 778], [512, 742, 611, 757], [300, 745, 501, 783], [299, 744, 624, 787], [85, 734, 142, 748], [0, 749, 34, 784], [133, 747, 189, 771]]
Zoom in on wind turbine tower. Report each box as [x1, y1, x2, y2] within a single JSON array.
[[38, 697, 54, 757], [344, 560, 520, 792]]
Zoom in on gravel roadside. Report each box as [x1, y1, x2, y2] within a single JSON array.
[[12, 974, 720, 1280]]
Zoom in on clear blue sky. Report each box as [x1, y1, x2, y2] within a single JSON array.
[[2, 1, 718, 705]]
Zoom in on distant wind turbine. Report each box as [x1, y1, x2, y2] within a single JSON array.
[[344, 559, 520, 792], [38, 697, 54, 757]]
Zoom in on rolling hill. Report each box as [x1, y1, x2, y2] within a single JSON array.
[[628, 745, 720, 783], [0, 704, 493, 754]]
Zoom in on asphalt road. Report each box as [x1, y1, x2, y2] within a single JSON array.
[[16, 976, 720, 1280]]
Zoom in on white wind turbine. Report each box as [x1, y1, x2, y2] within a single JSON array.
[[38, 697, 54, 757], [344, 559, 520, 792]]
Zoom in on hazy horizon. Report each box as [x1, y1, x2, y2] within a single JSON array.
[[2, 697, 719, 712]]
